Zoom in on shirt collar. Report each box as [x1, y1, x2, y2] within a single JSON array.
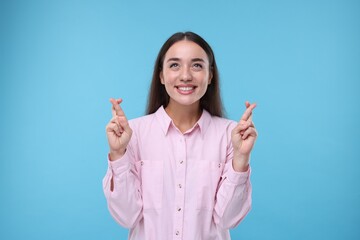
[[155, 106, 173, 135], [155, 106, 211, 137]]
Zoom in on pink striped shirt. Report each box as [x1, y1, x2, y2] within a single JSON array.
[[103, 106, 252, 240]]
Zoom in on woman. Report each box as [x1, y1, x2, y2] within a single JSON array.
[[103, 31, 257, 240]]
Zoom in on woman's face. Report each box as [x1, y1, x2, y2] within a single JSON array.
[[160, 40, 212, 109]]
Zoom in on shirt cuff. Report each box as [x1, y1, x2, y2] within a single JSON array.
[[107, 151, 132, 175], [226, 164, 251, 185]]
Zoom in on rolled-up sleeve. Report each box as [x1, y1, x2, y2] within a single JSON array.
[[213, 121, 252, 229], [213, 165, 252, 229], [102, 136, 143, 229]]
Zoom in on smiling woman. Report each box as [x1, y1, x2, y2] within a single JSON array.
[[147, 32, 224, 118], [160, 41, 211, 112], [103, 31, 258, 240], [159, 40, 213, 132]]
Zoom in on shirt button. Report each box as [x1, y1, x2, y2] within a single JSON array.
[[218, 163, 221, 168], [177, 207, 182, 211], [141, 161, 144, 166], [180, 160, 184, 164], [178, 184, 182, 188], [175, 230, 180, 236]]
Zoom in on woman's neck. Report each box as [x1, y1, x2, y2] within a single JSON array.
[[165, 101, 202, 133]]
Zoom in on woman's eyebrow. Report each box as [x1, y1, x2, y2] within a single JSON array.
[[166, 57, 205, 62], [191, 58, 205, 62], [166, 57, 180, 62]]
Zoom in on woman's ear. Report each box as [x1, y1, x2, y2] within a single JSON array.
[[160, 71, 164, 84], [208, 71, 213, 85]]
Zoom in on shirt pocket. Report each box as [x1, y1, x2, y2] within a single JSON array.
[[137, 160, 164, 210], [196, 161, 223, 210]]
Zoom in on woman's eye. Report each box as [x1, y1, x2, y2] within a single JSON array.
[[170, 63, 179, 68], [193, 63, 203, 69]]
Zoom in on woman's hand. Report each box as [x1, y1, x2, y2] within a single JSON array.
[[105, 98, 133, 161], [231, 101, 258, 172]]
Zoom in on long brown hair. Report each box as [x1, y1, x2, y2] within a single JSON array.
[[146, 31, 224, 117]]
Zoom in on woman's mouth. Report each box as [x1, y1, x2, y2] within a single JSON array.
[[176, 86, 196, 95]]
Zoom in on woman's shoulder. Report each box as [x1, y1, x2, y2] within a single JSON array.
[[129, 112, 156, 127], [200, 112, 238, 136], [209, 114, 237, 128]]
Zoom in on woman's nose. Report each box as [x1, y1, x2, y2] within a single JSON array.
[[180, 67, 192, 82]]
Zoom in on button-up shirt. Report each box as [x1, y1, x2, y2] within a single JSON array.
[[103, 106, 252, 240]]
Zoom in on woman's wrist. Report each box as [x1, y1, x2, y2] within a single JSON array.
[[109, 149, 126, 161], [232, 152, 250, 172]]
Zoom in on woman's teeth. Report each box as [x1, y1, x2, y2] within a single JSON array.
[[178, 87, 194, 91]]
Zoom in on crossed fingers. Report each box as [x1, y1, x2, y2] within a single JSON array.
[[241, 101, 256, 122], [110, 98, 126, 117], [109, 98, 128, 136], [238, 101, 257, 140]]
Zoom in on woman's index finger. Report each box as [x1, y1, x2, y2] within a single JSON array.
[[240, 102, 256, 121], [110, 98, 125, 117]]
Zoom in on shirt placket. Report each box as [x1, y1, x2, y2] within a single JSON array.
[[173, 134, 187, 239]]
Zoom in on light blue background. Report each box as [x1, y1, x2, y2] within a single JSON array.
[[1, 0, 359, 239]]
